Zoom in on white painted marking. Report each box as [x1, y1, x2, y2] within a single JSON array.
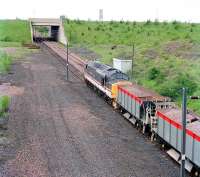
[[84, 73, 112, 98]]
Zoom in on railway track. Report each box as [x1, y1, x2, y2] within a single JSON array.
[[40, 41, 194, 176], [42, 41, 86, 80]]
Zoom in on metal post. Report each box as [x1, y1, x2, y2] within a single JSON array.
[[180, 88, 187, 177], [66, 43, 69, 81], [132, 43, 134, 81]]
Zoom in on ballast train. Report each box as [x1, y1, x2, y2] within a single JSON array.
[[84, 61, 200, 176]]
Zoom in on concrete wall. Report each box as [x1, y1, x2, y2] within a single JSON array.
[[58, 20, 67, 45], [29, 18, 67, 45]]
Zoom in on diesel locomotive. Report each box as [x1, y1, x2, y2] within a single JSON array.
[[84, 60, 200, 176]]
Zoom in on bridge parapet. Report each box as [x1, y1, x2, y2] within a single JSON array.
[[29, 18, 67, 45]]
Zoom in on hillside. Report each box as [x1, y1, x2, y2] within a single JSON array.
[[64, 19, 200, 114], [0, 20, 31, 46]]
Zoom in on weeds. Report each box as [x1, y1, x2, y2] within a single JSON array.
[[0, 52, 12, 73], [64, 20, 200, 114], [0, 96, 10, 117]]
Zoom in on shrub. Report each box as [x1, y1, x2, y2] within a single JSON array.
[[163, 21, 167, 26], [174, 24, 180, 30], [0, 36, 12, 42], [184, 33, 190, 39], [88, 26, 91, 31], [172, 20, 178, 25], [109, 20, 114, 25], [114, 22, 120, 27], [147, 31, 151, 36], [145, 20, 151, 25], [132, 21, 137, 26], [154, 19, 159, 25], [0, 52, 12, 73], [95, 26, 100, 31], [0, 96, 10, 117], [66, 18, 70, 24], [75, 19, 82, 24], [159, 74, 197, 99], [125, 21, 129, 25], [148, 67, 160, 80]]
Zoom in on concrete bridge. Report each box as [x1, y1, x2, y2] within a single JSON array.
[[29, 18, 67, 45]]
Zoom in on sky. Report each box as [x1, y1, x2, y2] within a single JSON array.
[[0, 0, 200, 22]]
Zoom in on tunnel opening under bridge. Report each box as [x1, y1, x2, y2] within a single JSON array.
[[30, 18, 67, 44], [32, 25, 60, 43]]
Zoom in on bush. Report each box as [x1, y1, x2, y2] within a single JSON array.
[[145, 20, 151, 25], [154, 19, 159, 25], [109, 21, 114, 25], [174, 24, 180, 30], [132, 21, 137, 26], [172, 20, 178, 25], [147, 31, 151, 36], [66, 18, 70, 24], [95, 26, 100, 31], [148, 67, 160, 80], [0, 52, 12, 73], [159, 74, 197, 99], [75, 19, 82, 24], [184, 33, 191, 39], [0, 36, 12, 42], [0, 96, 10, 117], [163, 21, 167, 26]]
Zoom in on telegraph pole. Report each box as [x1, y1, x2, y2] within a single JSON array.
[[132, 43, 134, 81], [66, 42, 69, 81], [180, 88, 187, 177]]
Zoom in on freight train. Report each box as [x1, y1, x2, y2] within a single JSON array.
[[84, 61, 200, 176]]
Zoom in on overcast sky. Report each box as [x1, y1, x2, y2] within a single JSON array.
[[0, 0, 200, 22]]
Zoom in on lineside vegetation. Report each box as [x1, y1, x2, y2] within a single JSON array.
[[64, 19, 200, 114]]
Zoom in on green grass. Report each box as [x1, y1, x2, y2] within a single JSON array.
[[0, 20, 31, 45], [0, 51, 12, 73], [0, 96, 10, 117], [64, 19, 200, 114]]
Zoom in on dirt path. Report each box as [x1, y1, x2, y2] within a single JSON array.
[[0, 49, 183, 177]]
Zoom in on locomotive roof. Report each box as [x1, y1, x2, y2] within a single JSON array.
[[87, 61, 111, 70], [120, 83, 170, 102], [87, 61, 127, 77]]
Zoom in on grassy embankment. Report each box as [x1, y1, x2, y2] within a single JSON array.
[[0, 20, 34, 71], [0, 20, 31, 46], [0, 20, 32, 115], [64, 19, 200, 114]]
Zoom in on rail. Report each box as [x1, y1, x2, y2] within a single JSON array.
[[42, 42, 86, 80]]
